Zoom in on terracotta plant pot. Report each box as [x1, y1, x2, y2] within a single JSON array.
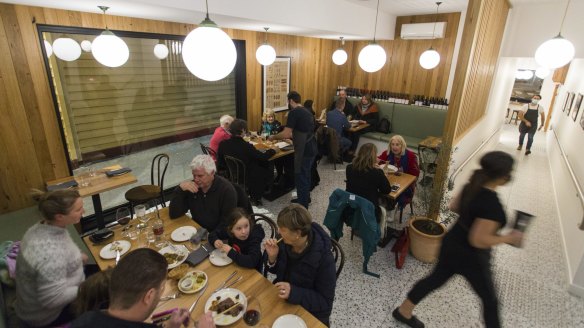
[[408, 216, 446, 263]]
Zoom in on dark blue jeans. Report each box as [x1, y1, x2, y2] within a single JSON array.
[[519, 131, 535, 150], [295, 153, 316, 208]]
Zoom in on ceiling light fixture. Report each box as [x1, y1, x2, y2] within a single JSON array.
[[52, 37, 81, 61], [332, 37, 348, 65], [535, 0, 574, 69], [419, 2, 442, 70], [256, 27, 276, 66], [154, 43, 169, 59], [80, 40, 92, 52], [182, 0, 237, 81], [358, 0, 386, 73], [92, 6, 130, 67]]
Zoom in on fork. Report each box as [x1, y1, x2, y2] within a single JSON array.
[[160, 292, 180, 302], [214, 271, 238, 292]]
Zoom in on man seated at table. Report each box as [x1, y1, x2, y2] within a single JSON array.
[[209, 115, 234, 160], [169, 155, 237, 232], [217, 119, 275, 206], [326, 99, 352, 159], [328, 89, 354, 117], [71, 248, 215, 328]]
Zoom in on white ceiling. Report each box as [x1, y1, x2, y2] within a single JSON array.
[[1, 0, 559, 40]]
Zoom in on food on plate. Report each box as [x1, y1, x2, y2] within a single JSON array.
[[167, 264, 189, 280], [178, 271, 207, 292], [164, 252, 185, 265], [109, 241, 123, 252], [209, 295, 243, 316]]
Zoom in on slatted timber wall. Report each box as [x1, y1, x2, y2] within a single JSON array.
[[0, 3, 462, 213]]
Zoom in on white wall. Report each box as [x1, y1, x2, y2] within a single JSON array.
[[501, 2, 584, 58], [546, 59, 584, 296]]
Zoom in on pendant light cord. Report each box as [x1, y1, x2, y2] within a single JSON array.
[[205, 0, 210, 20], [98, 6, 109, 29], [431, 2, 442, 45], [373, 0, 380, 42], [559, 0, 570, 34]]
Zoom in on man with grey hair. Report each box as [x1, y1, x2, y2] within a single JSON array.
[[209, 115, 234, 160], [169, 155, 237, 232]]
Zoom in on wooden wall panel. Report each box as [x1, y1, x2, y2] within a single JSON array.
[[0, 3, 462, 214]]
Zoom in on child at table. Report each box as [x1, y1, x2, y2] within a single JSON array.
[[209, 208, 265, 271]]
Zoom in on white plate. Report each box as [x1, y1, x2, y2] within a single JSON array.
[[99, 240, 131, 259], [178, 270, 208, 294], [386, 164, 398, 172], [209, 249, 233, 266], [274, 141, 289, 149], [171, 226, 197, 242], [204, 288, 247, 326], [159, 244, 189, 269], [272, 314, 307, 328], [349, 120, 360, 124]]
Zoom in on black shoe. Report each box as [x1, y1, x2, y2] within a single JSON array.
[[525, 150, 531, 155], [392, 308, 425, 328]]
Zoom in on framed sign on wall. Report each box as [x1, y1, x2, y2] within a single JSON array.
[[262, 56, 291, 113]]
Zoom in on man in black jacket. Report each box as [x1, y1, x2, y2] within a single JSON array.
[[217, 119, 276, 206], [169, 154, 237, 233], [328, 89, 354, 117]]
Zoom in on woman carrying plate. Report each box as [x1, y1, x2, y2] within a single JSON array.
[[377, 135, 420, 216], [15, 189, 88, 327], [264, 204, 336, 327], [209, 207, 265, 271]]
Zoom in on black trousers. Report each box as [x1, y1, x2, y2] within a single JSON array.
[[407, 238, 501, 328]]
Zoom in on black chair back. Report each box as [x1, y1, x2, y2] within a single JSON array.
[[224, 155, 247, 189], [330, 238, 345, 278], [251, 213, 278, 239], [231, 182, 253, 215], [200, 143, 217, 158]]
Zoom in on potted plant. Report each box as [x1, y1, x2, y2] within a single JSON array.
[[408, 148, 457, 263]]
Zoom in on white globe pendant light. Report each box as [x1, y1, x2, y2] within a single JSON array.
[[332, 37, 348, 65], [92, 6, 129, 67], [358, 43, 386, 73], [80, 40, 92, 52], [535, 35, 575, 69], [255, 27, 276, 66], [419, 2, 442, 70], [358, 0, 387, 73], [153, 43, 169, 59], [419, 48, 440, 69], [182, 0, 236, 81], [535, 67, 551, 79], [534, 0, 574, 69], [52, 38, 81, 61], [43, 40, 53, 57]]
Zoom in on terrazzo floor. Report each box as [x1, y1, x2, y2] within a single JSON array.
[[257, 123, 584, 328]]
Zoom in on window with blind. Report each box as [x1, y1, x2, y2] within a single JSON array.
[[40, 27, 246, 166]]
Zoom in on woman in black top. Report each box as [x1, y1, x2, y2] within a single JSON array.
[[345, 143, 391, 221], [209, 207, 265, 271], [392, 151, 523, 328]]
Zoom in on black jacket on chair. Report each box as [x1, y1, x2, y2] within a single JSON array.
[[217, 136, 275, 200]]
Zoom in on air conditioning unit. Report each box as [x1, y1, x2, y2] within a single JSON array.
[[400, 22, 446, 40]]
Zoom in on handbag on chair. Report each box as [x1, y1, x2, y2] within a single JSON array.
[[391, 228, 409, 269]]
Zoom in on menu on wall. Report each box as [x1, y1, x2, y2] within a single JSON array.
[[263, 57, 291, 112]]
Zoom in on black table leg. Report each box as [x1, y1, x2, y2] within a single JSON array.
[[92, 194, 105, 230]]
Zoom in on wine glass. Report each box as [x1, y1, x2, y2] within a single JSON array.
[[116, 207, 131, 238], [243, 296, 262, 326]]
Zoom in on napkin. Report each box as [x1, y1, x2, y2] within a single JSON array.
[[275, 141, 289, 149], [185, 241, 214, 266], [47, 180, 78, 191], [189, 228, 208, 244], [105, 167, 132, 177]]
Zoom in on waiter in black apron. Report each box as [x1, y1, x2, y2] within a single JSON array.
[[270, 91, 317, 208], [517, 94, 545, 155]]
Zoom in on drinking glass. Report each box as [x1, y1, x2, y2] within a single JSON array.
[[116, 207, 131, 237], [152, 219, 166, 248], [127, 228, 139, 241], [75, 167, 90, 187], [146, 200, 160, 222], [243, 297, 261, 326], [146, 231, 156, 248], [134, 204, 147, 229]]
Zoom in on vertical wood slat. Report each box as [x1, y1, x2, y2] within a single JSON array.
[[428, 0, 510, 219]]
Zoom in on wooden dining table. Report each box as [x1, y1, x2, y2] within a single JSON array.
[[47, 164, 137, 231], [251, 137, 294, 161], [385, 171, 417, 200], [347, 122, 370, 133], [83, 207, 325, 328]]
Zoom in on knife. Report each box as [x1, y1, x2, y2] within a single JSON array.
[[115, 250, 121, 265], [188, 284, 208, 313]]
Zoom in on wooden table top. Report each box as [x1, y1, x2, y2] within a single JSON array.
[[46, 165, 137, 198], [83, 208, 324, 327], [385, 172, 416, 200], [418, 136, 443, 150], [252, 138, 294, 161], [348, 122, 370, 133]]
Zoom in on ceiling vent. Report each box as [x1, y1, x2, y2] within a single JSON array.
[[400, 22, 446, 40]]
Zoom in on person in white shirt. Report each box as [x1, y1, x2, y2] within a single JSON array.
[[517, 94, 545, 155]]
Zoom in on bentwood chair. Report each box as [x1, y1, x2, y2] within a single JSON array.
[[125, 153, 169, 216], [251, 213, 278, 239], [224, 155, 247, 191], [200, 143, 217, 158], [330, 238, 345, 278]]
